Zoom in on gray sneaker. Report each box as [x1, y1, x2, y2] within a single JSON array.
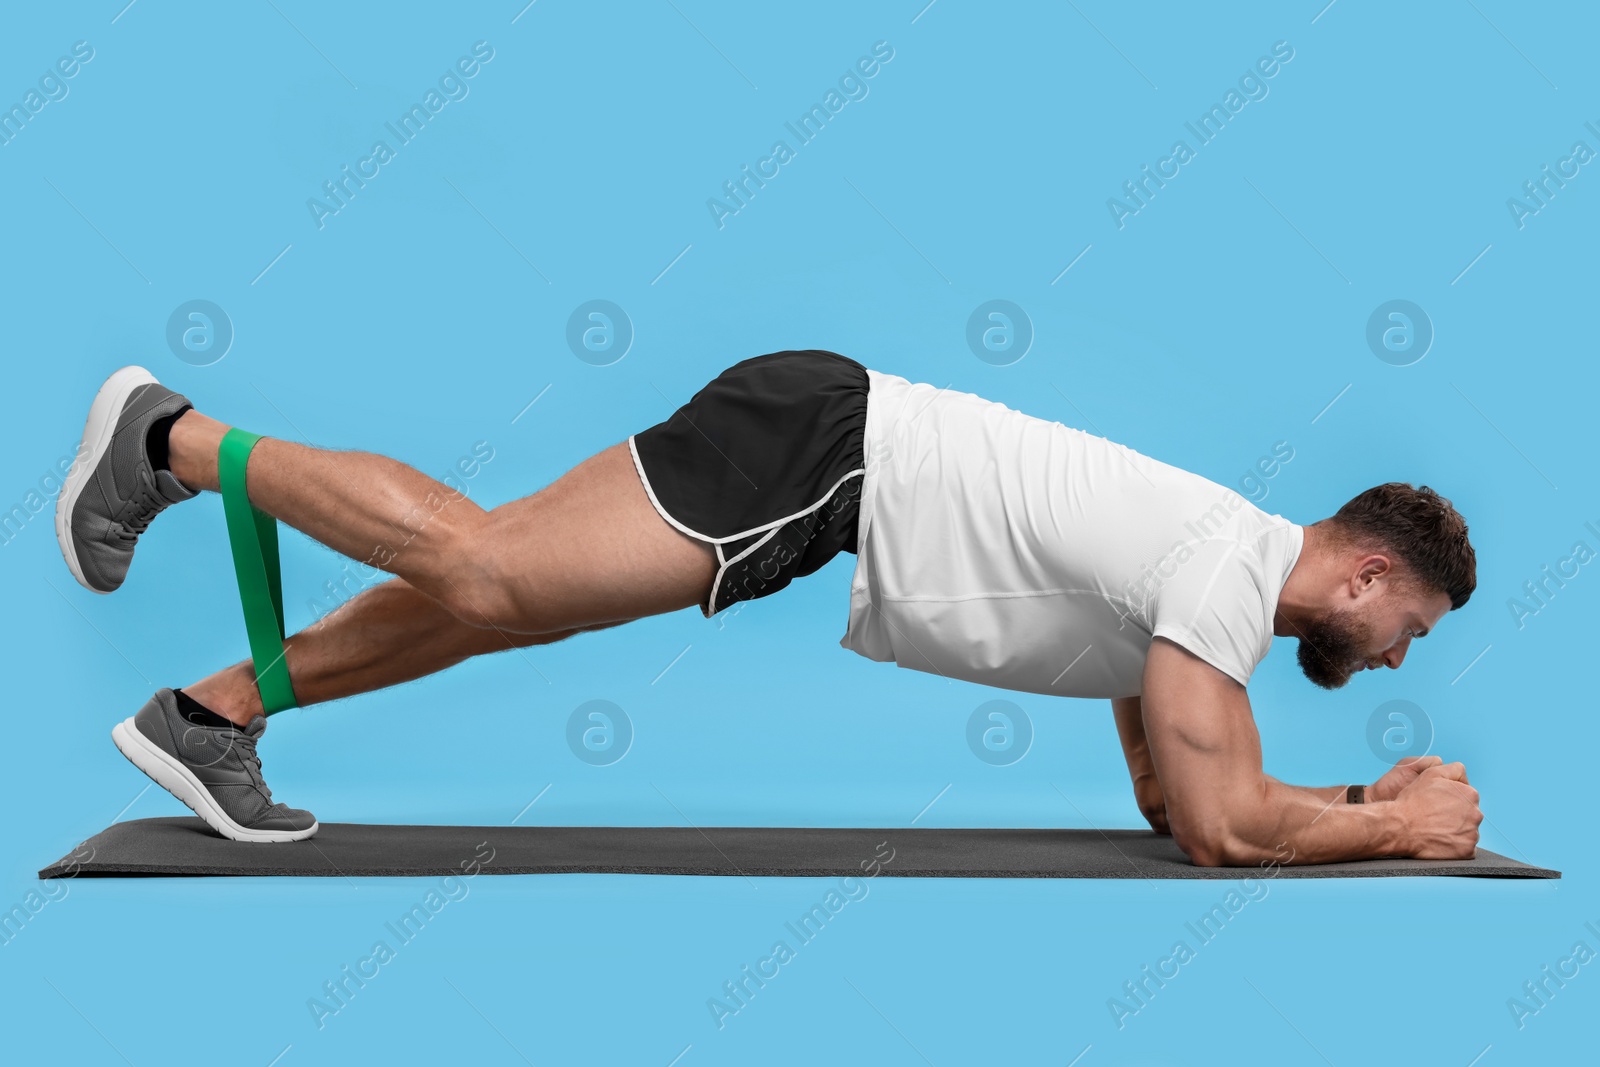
[[112, 689, 318, 842], [57, 366, 199, 594]]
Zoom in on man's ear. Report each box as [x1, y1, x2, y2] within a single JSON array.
[[1351, 553, 1395, 596]]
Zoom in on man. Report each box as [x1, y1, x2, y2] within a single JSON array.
[[58, 350, 1484, 864]]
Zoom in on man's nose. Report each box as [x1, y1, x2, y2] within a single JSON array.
[[1383, 637, 1412, 669]]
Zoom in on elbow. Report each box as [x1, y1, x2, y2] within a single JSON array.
[[1170, 817, 1254, 868], [1174, 833, 1228, 868]]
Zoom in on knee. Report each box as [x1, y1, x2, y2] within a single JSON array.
[[423, 520, 516, 628], [432, 531, 575, 633], [434, 560, 526, 631]]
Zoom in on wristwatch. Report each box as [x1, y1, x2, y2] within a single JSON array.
[[1346, 783, 1366, 805]]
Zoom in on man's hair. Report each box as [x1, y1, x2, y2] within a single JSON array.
[[1321, 483, 1476, 610]]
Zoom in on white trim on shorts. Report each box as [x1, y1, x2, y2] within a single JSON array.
[[627, 434, 864, 616]]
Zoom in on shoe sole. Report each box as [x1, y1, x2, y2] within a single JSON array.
[[111, 717, 319, 843], [56, 366, 160, 594]]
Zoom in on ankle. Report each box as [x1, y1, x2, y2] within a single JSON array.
[[181, 677, 260, 727], [167, 410, 231, 493]]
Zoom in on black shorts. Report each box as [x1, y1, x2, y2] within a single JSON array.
[[629, 350, 869, 616]]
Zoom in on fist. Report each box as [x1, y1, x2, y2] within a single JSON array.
[[1394, 764, 1481, 860], [1370, 755, 1465, 803]]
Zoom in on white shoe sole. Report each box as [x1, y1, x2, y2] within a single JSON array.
[[55, 366, 161, 594], [111, 717, 319, 843]]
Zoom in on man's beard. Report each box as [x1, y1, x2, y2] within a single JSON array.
[[1295, 607, 1377, 690]]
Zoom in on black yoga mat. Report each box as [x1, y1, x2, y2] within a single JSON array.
[[40, 817, 1558, 879]]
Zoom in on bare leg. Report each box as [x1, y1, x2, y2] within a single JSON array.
[[183, 578, 603, 726], [166, 413, 716, 721], [167, 412, 714, 633]]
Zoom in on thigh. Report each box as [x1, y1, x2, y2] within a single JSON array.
[[480, 442, 716, 631], [493, 617, 626, 651]]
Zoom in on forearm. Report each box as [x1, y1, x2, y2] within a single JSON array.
[[1182, 777, 1406, 866], [1112, 698, 1169, 831], [1111, 698, 1150, 773], [1137, 640, 1472, 867], [1264, 776, 1348, 806]]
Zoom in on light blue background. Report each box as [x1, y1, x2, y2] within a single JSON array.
[[2, 2, 1595, 1063]]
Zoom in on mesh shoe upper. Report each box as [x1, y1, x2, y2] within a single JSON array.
[[133, 689, 316, 833], [70, 382, 198, 592]]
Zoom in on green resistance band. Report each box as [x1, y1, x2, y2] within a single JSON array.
[[218, 428, 297, 714]]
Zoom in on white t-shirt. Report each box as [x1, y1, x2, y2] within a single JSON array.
[[840, 370, 1304, 698]]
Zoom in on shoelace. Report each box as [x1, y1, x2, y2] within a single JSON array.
[[226, 729, 277, 803], [113, 470, 171, 545]]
